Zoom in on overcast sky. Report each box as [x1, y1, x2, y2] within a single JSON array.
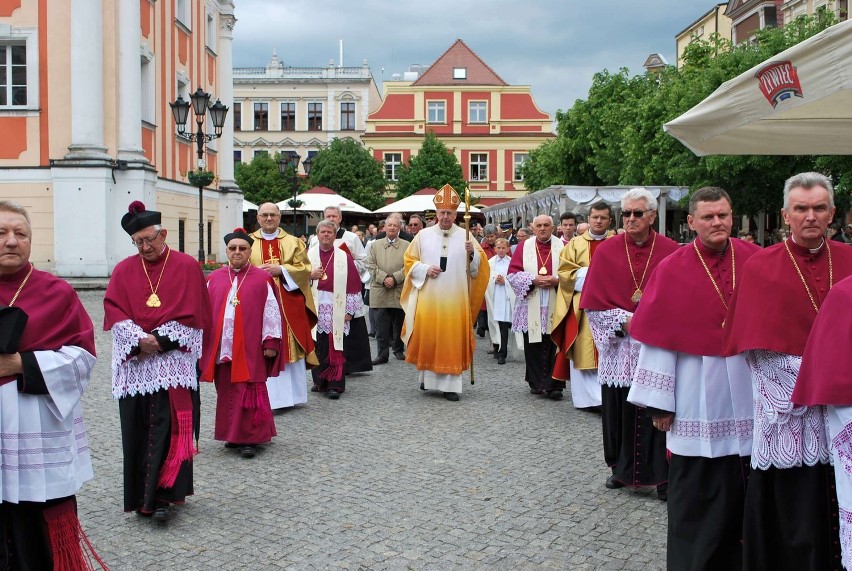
[[231, 1, 720, 120]]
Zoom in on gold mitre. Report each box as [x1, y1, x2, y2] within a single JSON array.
[[433, 184, 461, 209]]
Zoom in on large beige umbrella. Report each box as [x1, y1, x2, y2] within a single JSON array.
[[664, 19, 852, 156], [276, 186, 372, 214], [373, 187, 481, 214]]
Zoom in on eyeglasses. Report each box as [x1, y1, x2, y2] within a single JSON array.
[[132, 230, 161, 248], [258, 213, 280, 218], [227, 245, 249, 252], [622, 210, 649, 219]]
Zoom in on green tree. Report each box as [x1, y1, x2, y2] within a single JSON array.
[[307, 138, 387, 211], [234, 152, 293, 205], [395, 132, 466, 199]]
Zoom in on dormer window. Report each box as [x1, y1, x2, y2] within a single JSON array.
[[453, 67, 467, 80]]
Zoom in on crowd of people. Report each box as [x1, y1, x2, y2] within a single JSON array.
[[1, 171, 851, 569]]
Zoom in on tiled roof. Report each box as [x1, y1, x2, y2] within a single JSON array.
[[413, 39, 507, 86]]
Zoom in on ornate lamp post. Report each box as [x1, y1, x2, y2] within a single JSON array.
[[278, 152, 312, 236], [170, 87, 229, 261]]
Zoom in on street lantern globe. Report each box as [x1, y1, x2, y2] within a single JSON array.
[[302, 156, 313, 176], [169, 95, 191, 134], [278, 154, 291, 176], [189, 87, 211, 121], [208, 99, 229, 136], [286, 151, 301, 171]]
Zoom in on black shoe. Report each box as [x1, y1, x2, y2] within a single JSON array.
[[240, 445, 256, 459], [605, 475, 624, 490], [153, 504, 171, 522], [393, 351, 406, 361], [497, 357, 506, 365], [657, 484, 668, 501], [328, 390, 341, 400], [224, 442, 239, 449], [371, 357, 388, 365], [444, 392, 460, 401], [476, 327, 485, 338], [420, 382, 425, 391], [529, 388, 544, 395], [545, 390, 564, 401]]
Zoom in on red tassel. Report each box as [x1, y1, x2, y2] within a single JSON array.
[[157, 410, 195, 488], [321, 335, 344, 381], [242, 383, 272, 426], [44, 500, 109, 570]]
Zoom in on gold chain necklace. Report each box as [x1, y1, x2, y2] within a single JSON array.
[[693, 239, 735, 327], [319, 248, 335, 280], [784, 239, 833, 313], [141, 248, 171, 308], [229, 265, 252, 307], [625, 232, 657, 303], [6, 263, 34, 307], [535, 240, 553, 275]]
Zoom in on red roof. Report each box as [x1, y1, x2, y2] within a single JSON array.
[[413, 39, 507, 87], [414, 187, 439, 195], [304, 186, 336, 195]]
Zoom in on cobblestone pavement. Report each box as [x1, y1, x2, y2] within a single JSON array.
[[76, 291, 667, 570]]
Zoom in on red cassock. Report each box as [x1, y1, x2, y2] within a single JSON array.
[[630, 238, 761, 356]]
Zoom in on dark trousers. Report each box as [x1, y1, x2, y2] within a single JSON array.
[[476, 310, 487, 331], [668, 454, 750, 571], [313, 331, 346, 393], [601, 384, 668, 486], [743, 463, 842, 571], [522, 332, 565, 393], [494, 321, 511, 358], [375, 307, 405, 360]]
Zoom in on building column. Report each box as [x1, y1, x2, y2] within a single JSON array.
[[117, 0, 147, 163], [215, 6, 242, 261], [66, 0, 109, 159]]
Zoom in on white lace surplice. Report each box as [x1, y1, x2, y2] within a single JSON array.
[[827, 406, 852, 571], [744, 349, 828, 470], [628, 344, 753, 458], [0, 346, 95, 503], [587, 308, 639, 387], [111, 319, 203, 399], [315, 291, 363, 336]]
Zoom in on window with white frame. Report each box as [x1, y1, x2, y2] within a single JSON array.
[[427, 101, 445, 124], [281, 102, 295, 131], [308, 102, 322, 131], [253, 149, 269, 159], [140, 49, 155, 123], [176, 0, 191, 28], [233, 102, 241, 131], [234, 150, 242, 164], [468, 101, 487, 124], [254, 102, 268, 130], [0, 42, 27, 107], [514, 153, 529, 181], [206, 13, 216, 51], [0, 27, 37, 110], [340, 102, 355, 130], [384, 153, 402, 181], [470, 153, 488, 182]]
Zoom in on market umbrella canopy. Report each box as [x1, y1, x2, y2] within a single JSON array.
[[276, 186, 372, 214], [373, 187, 481, 214], [664, 19, 852, 156], [243, 199, 259, 212]]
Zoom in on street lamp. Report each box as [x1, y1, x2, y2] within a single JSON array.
[[170, 87, 229, 261], [279, 152, 312, 236]]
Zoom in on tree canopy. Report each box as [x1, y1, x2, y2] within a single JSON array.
[[394, 132, 467, 199], [521, 12, 851, 216], [234, 152, 297, 206], [307, 138, 388, 211]]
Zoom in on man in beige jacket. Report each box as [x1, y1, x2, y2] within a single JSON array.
[[367, 215, 410, 364]]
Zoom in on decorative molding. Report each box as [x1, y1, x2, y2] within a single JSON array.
[[220, 14, 236, 32]]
